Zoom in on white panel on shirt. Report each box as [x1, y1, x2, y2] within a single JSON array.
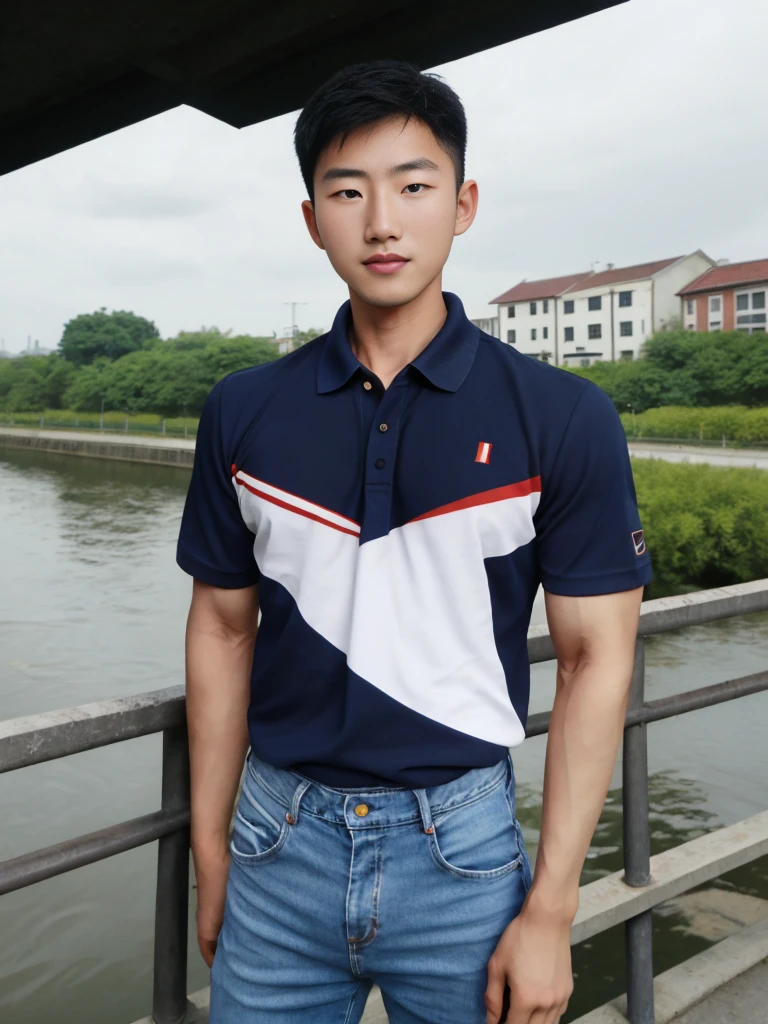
[[234, 470, 540, 747]]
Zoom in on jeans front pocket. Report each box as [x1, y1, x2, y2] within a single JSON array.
[[428, 777, 523, 880], [229, 762, 291, 866]]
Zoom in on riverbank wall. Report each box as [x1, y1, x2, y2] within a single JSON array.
[[2, 426, 768, 472], [0, 427, 195, 468]]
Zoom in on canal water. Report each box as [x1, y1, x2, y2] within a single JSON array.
[[1, 447, 766, 1023]]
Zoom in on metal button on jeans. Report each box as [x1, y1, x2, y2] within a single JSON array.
[[354, 803, 369, 817]]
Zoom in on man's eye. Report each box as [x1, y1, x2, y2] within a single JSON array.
[[336, 189, 361, 199], [403, 183, 427, 194]]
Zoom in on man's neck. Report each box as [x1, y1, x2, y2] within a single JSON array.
[[347, 277, 448, 389]]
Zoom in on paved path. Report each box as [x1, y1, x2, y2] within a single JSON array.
[[628, 440, 768, 470]]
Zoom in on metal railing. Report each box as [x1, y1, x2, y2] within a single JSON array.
[[1, 579, 768, 1024]]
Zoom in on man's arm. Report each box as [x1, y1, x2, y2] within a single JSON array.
[[485, 586, 643, 1024], [185, 577, 259, 967]]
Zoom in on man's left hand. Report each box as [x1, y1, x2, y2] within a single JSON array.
[[484, 899, 574, 1024]]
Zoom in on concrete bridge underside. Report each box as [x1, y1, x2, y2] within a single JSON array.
[[2, 0, 625, 177]]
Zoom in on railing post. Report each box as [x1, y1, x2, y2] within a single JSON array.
[[623, 638, 654, 1024], [152, 723, 191, 1024]]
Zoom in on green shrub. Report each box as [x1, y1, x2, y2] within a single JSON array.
[[633, 459, 768, 597], [622, 406, 768, 445]]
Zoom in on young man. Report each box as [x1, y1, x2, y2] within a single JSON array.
[[177, 61, 652, 1024]]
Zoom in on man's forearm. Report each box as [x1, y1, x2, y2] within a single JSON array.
[[527, 652, 634, 919], [185, 591, 256, 858]]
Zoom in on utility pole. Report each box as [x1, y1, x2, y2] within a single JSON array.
[[283, 301, 307, 350]]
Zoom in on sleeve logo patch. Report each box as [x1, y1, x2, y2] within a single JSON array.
[[632, 529, 646, 556]]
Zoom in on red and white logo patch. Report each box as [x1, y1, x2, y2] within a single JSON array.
[[475, 441, 492, 465], [632, 529, 646, 556]]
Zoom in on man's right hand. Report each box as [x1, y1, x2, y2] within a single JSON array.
[[194, 844, 231, 967]]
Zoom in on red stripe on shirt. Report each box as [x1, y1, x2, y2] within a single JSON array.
[[407, 477, 542, 524]]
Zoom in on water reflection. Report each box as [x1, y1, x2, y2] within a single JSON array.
[[1, 448, 767, 1024]]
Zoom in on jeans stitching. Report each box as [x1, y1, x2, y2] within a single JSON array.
[[342, 981, 365, 1024]]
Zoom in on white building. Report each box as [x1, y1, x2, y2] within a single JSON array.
[[491, 251, 715, 367]]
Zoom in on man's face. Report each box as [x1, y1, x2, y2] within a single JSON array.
[[302, 117, 477, 308]]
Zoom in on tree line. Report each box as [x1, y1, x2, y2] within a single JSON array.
[[0, 310, 321, 417], [1, 311, 766, 418], [572, 329, 768, 412]]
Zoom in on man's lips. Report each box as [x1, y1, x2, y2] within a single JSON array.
[[362, 253, 410, 275]]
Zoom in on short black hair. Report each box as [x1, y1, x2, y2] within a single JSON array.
[[294, 60, 466, 200]]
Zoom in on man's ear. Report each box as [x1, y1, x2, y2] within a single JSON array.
[[454, 179, 478, 238], [301, 199, 325, 250]]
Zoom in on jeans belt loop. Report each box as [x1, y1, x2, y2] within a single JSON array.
[[413, 788, 435, 834], [287, 778, 313, 826]]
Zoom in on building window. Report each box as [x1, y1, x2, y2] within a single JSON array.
[[531, 328, 537, 341], [579, 358, 590, 367], [563, 300, 574, 314], [686, 299, 695, 315], [588, 296, 602, 311], [588, 323, 602, 339], [530, 302, 537, 315], [618, 291, 632, 307], [543, 326, 549, 339], [620, 321, 633, 337], [542, 299, 549, 313], [507, 329, 516, 344], [564, 326, 574, 342], [507, 305, 515, 317], [708, 295, 723, 331], [620, 350, 634, 360], [734, 290, 767, 333]]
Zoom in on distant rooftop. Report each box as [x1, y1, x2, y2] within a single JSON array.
[[678, 258, 768, 295], [491, 272, 592, 304], [563, 256, 684, 292]]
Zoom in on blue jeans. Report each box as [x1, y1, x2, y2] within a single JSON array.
[[210, 749, 533, 1023]]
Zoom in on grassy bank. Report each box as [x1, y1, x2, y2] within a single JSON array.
[[0, 409, 198, 437], [633, 458, 768, 597], [621, 406, 768, 446]]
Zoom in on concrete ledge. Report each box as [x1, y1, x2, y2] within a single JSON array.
[[0, 427, 194, 468], [572, 810, 768, 944], [572, 913, 768, 1023]]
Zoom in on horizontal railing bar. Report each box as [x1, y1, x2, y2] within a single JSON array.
[[0, 686, 185, 774], [571, 809, 768, 945], [1, 581, 766, 772], [526, 669, 768, 738], [626, 669, 768, 726], [529, 577, 768, 664], [0, 806, 190, 896]]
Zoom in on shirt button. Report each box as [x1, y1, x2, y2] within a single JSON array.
[[379, 423, 388, 432], [354, 803, 369, 817], [375, 458, 385, 469], [363, 381, 372, 391]]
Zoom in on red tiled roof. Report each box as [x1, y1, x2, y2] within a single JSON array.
[[678, 258, 768, 295], [490, 272, 592, 305], [564, 256, 684, 292]]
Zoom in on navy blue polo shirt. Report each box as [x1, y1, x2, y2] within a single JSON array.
[[177, 292, 652, 788]]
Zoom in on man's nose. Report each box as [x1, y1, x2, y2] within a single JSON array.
[[364, 193, 402, 244]]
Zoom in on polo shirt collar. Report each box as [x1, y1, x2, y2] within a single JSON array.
[[317, 291, 478, 394]]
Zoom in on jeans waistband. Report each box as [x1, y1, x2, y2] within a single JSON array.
[[245, 750, 515, 832]]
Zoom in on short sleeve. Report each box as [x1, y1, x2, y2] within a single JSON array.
[[534, 383, 653, 596], [176, 379, 260, 589]]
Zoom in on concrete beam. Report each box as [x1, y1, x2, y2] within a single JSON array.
[[572, 810, 768, 945], [572, 913, 768, 1023]]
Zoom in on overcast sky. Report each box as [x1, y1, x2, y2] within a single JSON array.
[[2, 0, 767, 353]]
